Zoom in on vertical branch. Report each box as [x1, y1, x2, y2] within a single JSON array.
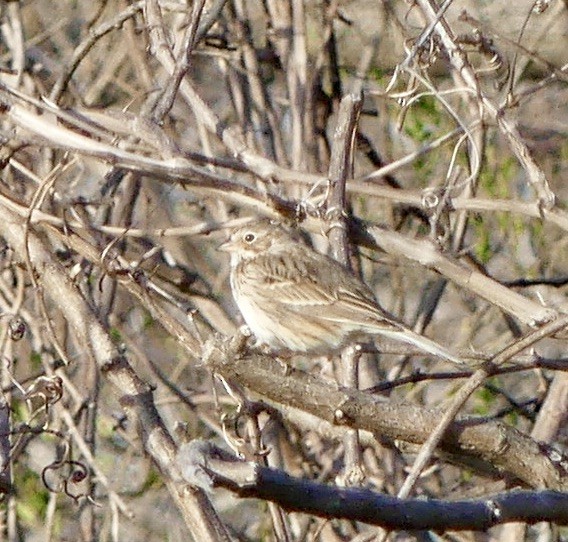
[[0, 396, 11, 496], [4, 1, 25, 84], [288, 0, 308, 170], [325, 93, 363, 483], [263, 0, 292, 66], [325, 93, 362, 262], [231, 0, 288, 165], [323, 0, 342, 102], [244, 414, 291, 542], [151, 0, 207, 120]]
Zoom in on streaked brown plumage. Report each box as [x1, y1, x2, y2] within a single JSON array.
[[220, 219, 461, 364]]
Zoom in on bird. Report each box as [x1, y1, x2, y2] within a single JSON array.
[[219, 219, 462, 364]]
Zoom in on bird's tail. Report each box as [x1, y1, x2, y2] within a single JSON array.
[[377, 328, 464, 366]]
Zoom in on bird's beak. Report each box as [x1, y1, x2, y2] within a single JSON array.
[[218, 239, 236, 253]]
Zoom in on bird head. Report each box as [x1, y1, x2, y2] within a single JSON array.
[[218, 220, 295, 262]]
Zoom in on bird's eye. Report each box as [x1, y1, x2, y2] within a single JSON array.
[[244, 233, 255, 243]]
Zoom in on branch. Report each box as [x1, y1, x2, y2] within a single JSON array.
[[203, 335, 568, 490], [177, 440, 568, 531], [0, 201, 232, 542]]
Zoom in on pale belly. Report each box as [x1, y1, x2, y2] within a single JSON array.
[[233, 290, 348, 353]]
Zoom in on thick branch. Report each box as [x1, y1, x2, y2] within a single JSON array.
[[178, 441, 568, 531], [204, 337, 568, 490]]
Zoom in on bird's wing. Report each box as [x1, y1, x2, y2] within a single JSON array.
[[243, 251, 403, 330], [334, 286, 404, 330], [243, 252, 338, 305]]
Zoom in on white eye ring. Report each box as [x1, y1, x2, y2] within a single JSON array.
[[244, 233, 255, 243]]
